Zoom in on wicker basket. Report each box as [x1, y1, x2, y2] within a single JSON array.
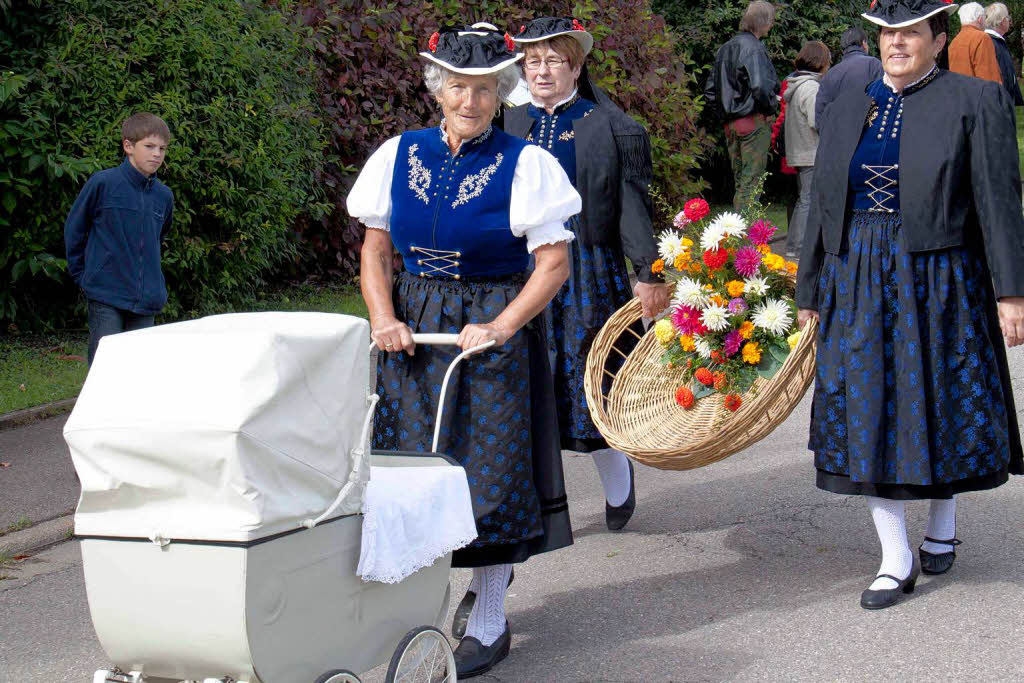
[[584, 294, 818, 471]]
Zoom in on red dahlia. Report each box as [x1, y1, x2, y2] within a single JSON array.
[[703, 248, 729, 270], [675, 386, 695, 409], [695, 367, 714, 386], [724, 394, 743, 412], [683, 198, 710, 222]]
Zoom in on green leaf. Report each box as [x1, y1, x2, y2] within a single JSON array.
[[756, 353, 783, 379], [693, 383, 715, 400], [1, 192, 14, 213], [10, 259, 28, 282], [768, 341, 790, 364]]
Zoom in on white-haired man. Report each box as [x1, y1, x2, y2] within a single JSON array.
[[949, 1, 1002, 82], [985, 3, 1024, 104]]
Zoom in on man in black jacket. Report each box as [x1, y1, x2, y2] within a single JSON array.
[[985, 3, 1024, 106], [704, 0, 780, 211], [815, 26, 883, 127]]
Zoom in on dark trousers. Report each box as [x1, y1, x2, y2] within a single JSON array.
[[87, 299, 154, 366]]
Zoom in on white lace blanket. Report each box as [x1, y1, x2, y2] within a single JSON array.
[[357, 465, 477, 584]]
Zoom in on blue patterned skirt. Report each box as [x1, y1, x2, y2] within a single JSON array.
[[810, 211, 1023, 499], [373, 271, 572, 566], [543, 215, 635, 452]]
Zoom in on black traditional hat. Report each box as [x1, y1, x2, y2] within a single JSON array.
[[514, 16, 594, 56], [420, 24, 522, 75], [862, 0, 958, 28]]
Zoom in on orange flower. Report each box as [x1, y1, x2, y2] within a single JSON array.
[[742, 341, 761, 365], [689, 262, 703, 274], [710, 350, 724, 364], [757, 244, 771, 255], [679, 334, 696, 351], [675, 386, 695, 409], [739, 321, 755, 339], [724, 394, 743, 412], [695, 367, 714, 386], [786, 261, 799, 275], [726, 280, 745, 297], [673, 252, 690, 270], [710, 294, 728, 307], [713, 371, 727, 390], [652, 258, 665, 274]]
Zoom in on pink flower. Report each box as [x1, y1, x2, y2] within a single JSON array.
[[748, 219, 777, 246], [672, 304, 707, 336], [728, 298, 747, 314], [723, 329, 743, 357], [673, 211, 692, 229], [734, 246, 762, 278]]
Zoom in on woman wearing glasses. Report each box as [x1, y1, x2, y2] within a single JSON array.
[[504, 15, 668, 531]]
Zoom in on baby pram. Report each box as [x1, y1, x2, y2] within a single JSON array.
[[65, 313, 489, 683]]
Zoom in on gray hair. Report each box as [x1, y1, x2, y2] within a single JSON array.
[[423, 63, 521, 103], [985, 3, 1010, 30], [739, 1, 775, 34], [958, 2, 984, 26]]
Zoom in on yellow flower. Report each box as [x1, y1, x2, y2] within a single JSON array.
[[652, 258, 665, 275], [682, 237, 694, 247], [726, 280, 745, 297], [673, 252, 690, 270], [787, 330, 802, 350], [742, 341, 762, 365], [764, 253, 786, 270], [654, 319, 676, 346], [786, 261, 799, 275], [739, 321, 755, 340], [710, 294, 728, 307], [757, 244, 771, 255], [679, 334, 695, 351]]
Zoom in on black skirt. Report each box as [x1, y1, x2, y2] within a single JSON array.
[[810, 211, 1023, 500], [373, 271, 573, 567]]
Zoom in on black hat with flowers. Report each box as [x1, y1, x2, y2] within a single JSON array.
[[514, 16, 594, 56], [862, 0, 958, 28], [420, 24, 522, 75]]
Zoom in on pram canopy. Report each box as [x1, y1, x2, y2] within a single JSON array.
[[65, 312, 372, 543]]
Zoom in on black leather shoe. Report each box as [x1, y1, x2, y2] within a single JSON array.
[[454, 624, 511, 678], [605, 459, 636, 531], [451, 569, 514, 640], [860, 558, 920, 610], [920, 537, 962, 575]]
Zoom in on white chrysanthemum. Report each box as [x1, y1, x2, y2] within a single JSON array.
[[715, 211, 748, 239], [699, 222, 725, 251], [700, 303, 730, 332], [752, 298, 794, 336], [672, 276, 709, 308], [658, 230, 687, 262], [744, 276, 769, 296], [694, 336, 713, 359]]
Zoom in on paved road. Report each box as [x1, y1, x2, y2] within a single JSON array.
[[3, 348, 1024, 681], [0, 414, 77, 530]]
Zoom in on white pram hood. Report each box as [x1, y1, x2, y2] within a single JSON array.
[[65, 312, 372, 543]]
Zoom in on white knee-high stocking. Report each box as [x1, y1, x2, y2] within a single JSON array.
[[465, 564, 512, 646], [592, 448, 632, 507], [921, 497, 957, 553], [866, 496, 913, 590]]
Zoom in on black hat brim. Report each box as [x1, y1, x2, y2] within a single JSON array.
[[515, 30, 594, 56], [862, 3, 957, 29], [419, 51, 523, 75]]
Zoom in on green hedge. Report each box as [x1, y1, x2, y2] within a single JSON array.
[[0, 0, 327, 326]]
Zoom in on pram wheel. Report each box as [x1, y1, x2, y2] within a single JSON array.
[[315, 670, 361, 683], [385, 625, 456, 683]]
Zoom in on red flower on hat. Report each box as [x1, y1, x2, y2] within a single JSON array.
[[428, 32, 439, 53], [572, 19, 585, 31], [504, 32, 515, 51], [519, 25, 526, 34], [869, 0, 877, 7]]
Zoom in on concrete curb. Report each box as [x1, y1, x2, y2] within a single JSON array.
[[0, 398, 76, 433], [0, 514, 75, 556]]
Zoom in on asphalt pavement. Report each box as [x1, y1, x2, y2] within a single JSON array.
[[3, 348, 1024, 681]]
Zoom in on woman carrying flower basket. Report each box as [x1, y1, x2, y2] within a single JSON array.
[[503, 17, 669, 532], [796, 0, 1024, 610]]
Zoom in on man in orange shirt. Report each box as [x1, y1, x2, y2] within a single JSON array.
[[948, 2, 1002, 82]]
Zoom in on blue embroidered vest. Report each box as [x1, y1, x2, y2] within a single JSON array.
[[526, 94, 595, 185], [390, 125, 530, 278]]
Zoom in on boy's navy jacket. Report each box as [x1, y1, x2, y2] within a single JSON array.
[[64, 158, 174, 315]]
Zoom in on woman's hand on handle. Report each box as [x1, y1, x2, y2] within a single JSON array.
[[797, 308, 819, 330], [371, 315, 416, 355], [457, 321, 511, 351], [998, 297, 1024, 347]]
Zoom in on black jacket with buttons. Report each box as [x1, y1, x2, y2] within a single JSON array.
[[796, 69, 1024, 309]]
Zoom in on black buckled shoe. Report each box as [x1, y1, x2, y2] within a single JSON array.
[[451, 569, 514, 640], [454, 624, 511, 679], [920, 537, 962, 575], [605, 459, 636, 531], [860, 557, 920, 610]]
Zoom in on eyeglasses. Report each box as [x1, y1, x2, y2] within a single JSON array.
[[523, 57, 569, 71]]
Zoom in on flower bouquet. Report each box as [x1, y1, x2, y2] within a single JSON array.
[[651, 199, 802, 414], [582, 198, 818, 471]]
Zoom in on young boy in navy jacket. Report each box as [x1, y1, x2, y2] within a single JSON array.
[[65, 113, 174, 365]]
